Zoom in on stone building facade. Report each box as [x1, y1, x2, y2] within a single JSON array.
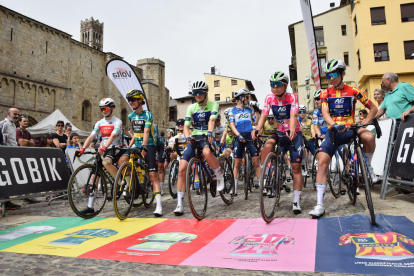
[[0, 5, 169, 134]]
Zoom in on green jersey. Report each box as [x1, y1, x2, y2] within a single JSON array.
[[128, 232, 197, 251], [185, 101, 219, 135], [225, 134, 234, 147], [153, 124, 164, 146], [128, 110, 156, 147]]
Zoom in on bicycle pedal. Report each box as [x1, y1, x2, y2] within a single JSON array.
[[340, 189, 346, 195], [285, 187, 291, 193]]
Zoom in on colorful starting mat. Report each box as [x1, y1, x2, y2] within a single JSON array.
[[0, 214, 413, 275]]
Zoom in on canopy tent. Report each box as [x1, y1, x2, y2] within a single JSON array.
[[27, 109, 90, 138]]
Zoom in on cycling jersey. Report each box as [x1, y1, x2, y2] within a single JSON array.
[[91, 116, 123, 148], [225, 134, 234, 147], [339, 232, 414, 260], [173, 132, 186, 151], [167, 137, 175, 147], [262, 92, 301, 133], [225, 122, 234, 135], [321, 85, 373, 127], [129, 232, 197, 251], [153, 124, 164, 146], [185, 102, 219, 135], [263, 120, 278, 135], [300, 116, 313, 140], [229, 106, 254, 133], [229, 233, 294, 257], [215, 123, 225, 142], [128, 110, 155, 147], [312, 108, 328, 135]]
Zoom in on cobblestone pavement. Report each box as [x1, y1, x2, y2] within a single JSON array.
[[0, 178, 373, 276]]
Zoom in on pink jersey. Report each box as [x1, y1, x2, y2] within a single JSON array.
[[262, 92, 301, 133], [229, 233, 294, 257]]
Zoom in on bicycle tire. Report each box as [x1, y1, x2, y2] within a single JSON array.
[[249, 156, 254, 192], [259, 151, 281, 223], [67, 164, 107, 219], [244, 153, 249, 200], [342, 147, 357, 205], [303, 150, 309, 188], [186, 157, 208, 220], [311, 149, 320, 190], [142, 164, 154, 208], [328, 151, 342, 198], [357, 148, 375, 225], [113, 162, 135, 220], [168, 159, 179, 199], [219, 156, 235, 205]]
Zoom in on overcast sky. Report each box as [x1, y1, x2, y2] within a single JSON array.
[[2, 0, 340, 104]]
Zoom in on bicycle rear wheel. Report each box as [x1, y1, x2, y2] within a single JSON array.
[[186, 157, 208, 220], [303, 150, 309, 188], [168, 159, 179, 199], [328, 151, 342, 198], [67, 164, 107, 219], [342, 147, 357, 205], [142, 166, 154, 208], [244, 153, 249, 200], [357, 148, 375, 225], [219, 156, 235, 205], [260, 151, 281, 223], [113, 162, 135, 220]]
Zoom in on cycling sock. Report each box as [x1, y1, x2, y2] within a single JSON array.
[[98, 183, 102, 193], [365, 152, 373, 167], [88, 197, 94, 208], [316, 183, 326, 206], [154, 190, 162, 207], [301, 158, 306, 166], [177, 191, 184, 206], [235, 178, 239, 190], [293, 190, 301, 203], [195, 180, 200, 188], [160, 182, 164, 191]]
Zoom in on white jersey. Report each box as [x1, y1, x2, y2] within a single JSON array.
[[167, 137, 175, 147], [91, 116, 122, 148], [173, 132, 186, 144], [0, 226, 55, 241], [215, 124, 226, 142]]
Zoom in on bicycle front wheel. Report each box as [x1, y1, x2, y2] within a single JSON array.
[[142, 166, 154, 208], [219, 156, 235, 205], [357, 148, 375, 225], [168, 159, 179, 199], [186, 157, 208, 220], [342, 147, 357, 205], [113, 162, 135, 220], [68, 164, 107, 219], [260, 151, 281, 223], [328, 151, 342, 198]]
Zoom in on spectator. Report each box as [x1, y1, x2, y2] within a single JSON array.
[[356, 109, 368, 125], [160, 131, 165, 144], [16, 115, 35, 147], [374, 50, 382, 62], [64, 123, 72, 138], [0, 108, 21, 210], [67, 133, 82, 149], [52, 120, 69, 151], [40, 134, 55, 147], [373, 89, 387, 119]]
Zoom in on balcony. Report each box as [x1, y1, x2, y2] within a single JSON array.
[[289, 66, 297, 82]]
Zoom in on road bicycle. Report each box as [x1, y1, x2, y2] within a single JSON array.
[[112, 147, 154, 220], [167, 139, 186, 199], [186, 134, 235, 220], [235, 137, 259, 200]]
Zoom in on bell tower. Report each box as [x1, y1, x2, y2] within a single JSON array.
[[80, 17, 104, 51]]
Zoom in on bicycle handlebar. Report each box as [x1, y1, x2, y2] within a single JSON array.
[[332, 118, 382, 145]]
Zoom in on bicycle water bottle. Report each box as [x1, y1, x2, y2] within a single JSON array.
[[248, 101, 259, 107]]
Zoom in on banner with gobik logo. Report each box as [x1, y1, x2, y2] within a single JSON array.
[[0, 147, 70, 197]]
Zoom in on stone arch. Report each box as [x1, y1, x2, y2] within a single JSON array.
[[27, 115, 38, 127], [82, 100, 91, 121], [1, 77, 13, 105]]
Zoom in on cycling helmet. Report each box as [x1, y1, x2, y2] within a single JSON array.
[[313, 89, 323, 99], [299, 105, 307, 112], [176, 118, 185, 125], [99, 98, 115, 108], [324, 59, 346, 74], [191, 81, 208, 91], [268, 114, 274, 119], [224, 107, 232, 116], [167, 129, 174, 135], [270, 71, 289, 84], [234, 88, 251, 98], [126, 89, 145, 100]]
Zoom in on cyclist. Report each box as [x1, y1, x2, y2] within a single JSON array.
[[218, 108, 234, 158], [229, 88, 262, 195], [174, 81, 223, 216], [164, 129, 175, 173], [312, 89, 328, 139], [77, 98, 127, 215], [254, 71, 304, 214], [309, 59, 378, 219], [215, 115, 226, 145], [171, 118, 186, 156], [153, 124, 166, 195], [299, 105, 314, 175], [126, 89, 163, 217]]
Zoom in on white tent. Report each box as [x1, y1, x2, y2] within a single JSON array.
[[27, 109, 91, 138]]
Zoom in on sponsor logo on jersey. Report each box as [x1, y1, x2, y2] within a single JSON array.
[[335, 105, 343, 108], [356, 93, 363, 100], [239, 114, 250, 119], [335, 98, 344, 104], [278, 106, 287, 112], [198, 113, 206, 118]]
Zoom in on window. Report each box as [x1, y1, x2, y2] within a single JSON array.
[[344, 53, 349, 65], [401, 3, 414, 22], [318, 56, 326, 76], [354, 16, 358, 36], [373, 43, 389, 61], [181, 99, 185, 103], [226, 96, 230, 102], [370, 7, 386, 25], [315, 27, 324, 46], [357, 50, 361, 70], [404, 40, 414, 60], [341, 25, 347, 36], [81, 100, 91, 121], [231, 80, 237, 85], [215, 94, 220, 101], [214, 80, 220, 87]]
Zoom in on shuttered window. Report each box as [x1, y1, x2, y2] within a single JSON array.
[[404, 40, 414, 60], [315, 27, 324, 46], [370, 7, 386, 25], [401, 3, 414, 22]]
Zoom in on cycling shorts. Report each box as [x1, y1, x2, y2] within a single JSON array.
[[305, 138, 316, 156], [157, 143, 165, 163], [319, 128, 358, 157], [144, 145, 158, 172], [103, 147, 125, 163], [266, 131, 304, 163], [181, 135, 216, 162], [165, 148, 172, 164], [234, 132, 259, 159]]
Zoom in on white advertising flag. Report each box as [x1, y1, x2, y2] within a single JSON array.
[[299, 0, 321, 90], [105, 59, 149, 111]]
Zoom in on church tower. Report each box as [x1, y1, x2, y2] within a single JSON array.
[[80, 17, 104, 51]]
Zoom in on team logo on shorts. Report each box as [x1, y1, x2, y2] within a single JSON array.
[[296, 158, 300, 162]]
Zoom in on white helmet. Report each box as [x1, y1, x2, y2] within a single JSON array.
[[167, 129, 174, 135], [299, 105, 306, 112], [270, 71, 289, 84], [191, 81, 208, 91], [324, 59, 346, 74], [224, 107, 232, 116], [234, 88, 251, 98], [99, 98, 115, 108]]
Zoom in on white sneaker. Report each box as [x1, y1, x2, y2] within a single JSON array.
[[301, 165, 307, 176], [356, 187, 360, 195], [369, 165, 378, 183], [293, 202, 301, 214], [153, 206, 163, 217], [309, 204, 325, 219], [174, 205, 184, 216], [263, 188, 267, 195], [215, 173, 225, 192]]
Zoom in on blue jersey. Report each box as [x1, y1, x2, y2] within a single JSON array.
[[229, 106, 254, 133], [312, 108, 328, 135]]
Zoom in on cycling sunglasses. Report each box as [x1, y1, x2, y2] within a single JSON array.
[[127, 98, 137, 103], [192, 90, 206, 96], [299, 110, 306, 114], [326, 72, 340, 80], [270, 81, 284, 88], [314, 98, 321, 101], [100, 107, 110, 112], [177, 123, 184, 126]]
